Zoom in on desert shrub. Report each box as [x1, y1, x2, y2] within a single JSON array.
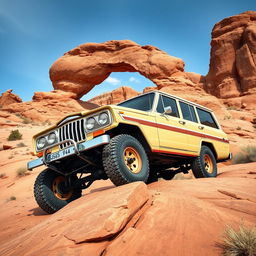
[[21, 117, 33, 124], [224, 116, 232, 120], [16, 142, 26, 147], [218, 225, 256, 256], [232, 146, 256, 164], [236, 126, 241, 130], [8, 129, 22, 141], [16, 167, 29, 177]]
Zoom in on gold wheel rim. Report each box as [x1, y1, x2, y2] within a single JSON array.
[[52, 176, 73, 200], [123, 147, 142, 174], [204, 154, 213, 174]]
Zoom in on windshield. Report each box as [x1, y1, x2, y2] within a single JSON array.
[[118, 93, 155, 111]]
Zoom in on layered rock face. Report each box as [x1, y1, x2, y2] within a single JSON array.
[[88, 86, 139, 106], [50, 40, 196, 99], [205, 11, 256, 98]]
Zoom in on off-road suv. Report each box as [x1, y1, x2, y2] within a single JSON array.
[[28, 91, 231, 213]]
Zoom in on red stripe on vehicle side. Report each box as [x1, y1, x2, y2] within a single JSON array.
[[152, 149, 197, 157], [123, 115, 229, 144]]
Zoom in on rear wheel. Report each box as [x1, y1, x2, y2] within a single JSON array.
[[34, 169, 82, 214], [102, 134, 149, 186], [191, 146, 217, 178]]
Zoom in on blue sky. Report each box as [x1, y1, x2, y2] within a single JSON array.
[[0, 0, 255, 101]]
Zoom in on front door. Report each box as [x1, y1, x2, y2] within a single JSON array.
[[154, 95, 192, 156]]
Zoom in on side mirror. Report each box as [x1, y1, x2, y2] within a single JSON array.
[[164, 106, 172, 115]]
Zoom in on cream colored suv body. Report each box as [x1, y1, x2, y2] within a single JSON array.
[[28, 91, 231, 213]]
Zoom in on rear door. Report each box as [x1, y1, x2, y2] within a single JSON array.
[[178, 101, 201, 153]]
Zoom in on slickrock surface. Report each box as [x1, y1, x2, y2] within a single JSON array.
[[0, 161, 255, 256]]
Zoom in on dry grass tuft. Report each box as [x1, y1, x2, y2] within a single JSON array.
[[232, 146, 256, 164], [16, 167, 29, 177], [217, 225, 256, 256]]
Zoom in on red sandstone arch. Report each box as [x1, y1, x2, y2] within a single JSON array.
[[50, 40, 187, 99]]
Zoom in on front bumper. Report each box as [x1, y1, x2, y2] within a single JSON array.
[[27, 135, 110, 170]]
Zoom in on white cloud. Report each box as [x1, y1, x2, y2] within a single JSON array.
[[129, 77, 140, 83], [105, 77, 121, 85]]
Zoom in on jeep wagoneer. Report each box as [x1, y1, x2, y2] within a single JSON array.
[[28, 91, 231, 213]]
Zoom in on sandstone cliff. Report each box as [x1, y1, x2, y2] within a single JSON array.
[[205, 11, 256, 99]]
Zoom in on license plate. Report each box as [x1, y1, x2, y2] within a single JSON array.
[[46, 147, 74, 162]]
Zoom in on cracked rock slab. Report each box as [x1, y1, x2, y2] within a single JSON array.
[[1, 182, 150, 256]]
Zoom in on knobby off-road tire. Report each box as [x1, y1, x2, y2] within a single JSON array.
[[34, 168, 82, 214], [191, 146, 217, 178], [102, 134, 149, 186]]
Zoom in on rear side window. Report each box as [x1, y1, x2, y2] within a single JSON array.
[[179, 102, 198, 123], [196, 108, 218, 129], [157, 95, 179, 118]]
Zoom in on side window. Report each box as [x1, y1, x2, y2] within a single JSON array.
[[157, 95, 179, 118], [179, 102, 198, 123], [196, 108, 218, 129]]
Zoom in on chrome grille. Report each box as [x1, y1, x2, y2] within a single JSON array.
[[58, 118, 86, 149]]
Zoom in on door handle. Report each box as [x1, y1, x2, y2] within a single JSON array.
[[179, 121, 186, 125], [198, 126, 204, 130]]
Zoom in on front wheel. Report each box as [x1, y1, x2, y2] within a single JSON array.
[[34, 169, 82, 214], [102, 134, 149, 186], [191, 146, 217, 178]]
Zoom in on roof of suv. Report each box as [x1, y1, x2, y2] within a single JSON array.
[[118, 90, 213, 112]]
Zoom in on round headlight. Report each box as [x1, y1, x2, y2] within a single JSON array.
[[48, 133, 57, 144], [86, 117, 96, 130], [37, 137, 46, 149], [98, 112, 109, 125]]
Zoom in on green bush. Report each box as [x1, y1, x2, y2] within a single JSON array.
[[232, 146, 256, 164], [8, 130, 22, 141], [218, 225, 256, 256]]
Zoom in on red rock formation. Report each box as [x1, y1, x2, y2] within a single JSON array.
[[88, 86, 139, 106], [0, 90, 22, 107], [205, 11, 256, 98], [50, 40, 197, 99], [2, 91, 98, 124]]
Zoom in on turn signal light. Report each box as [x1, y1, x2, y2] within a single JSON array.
[[93, 129, 105, 138]]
